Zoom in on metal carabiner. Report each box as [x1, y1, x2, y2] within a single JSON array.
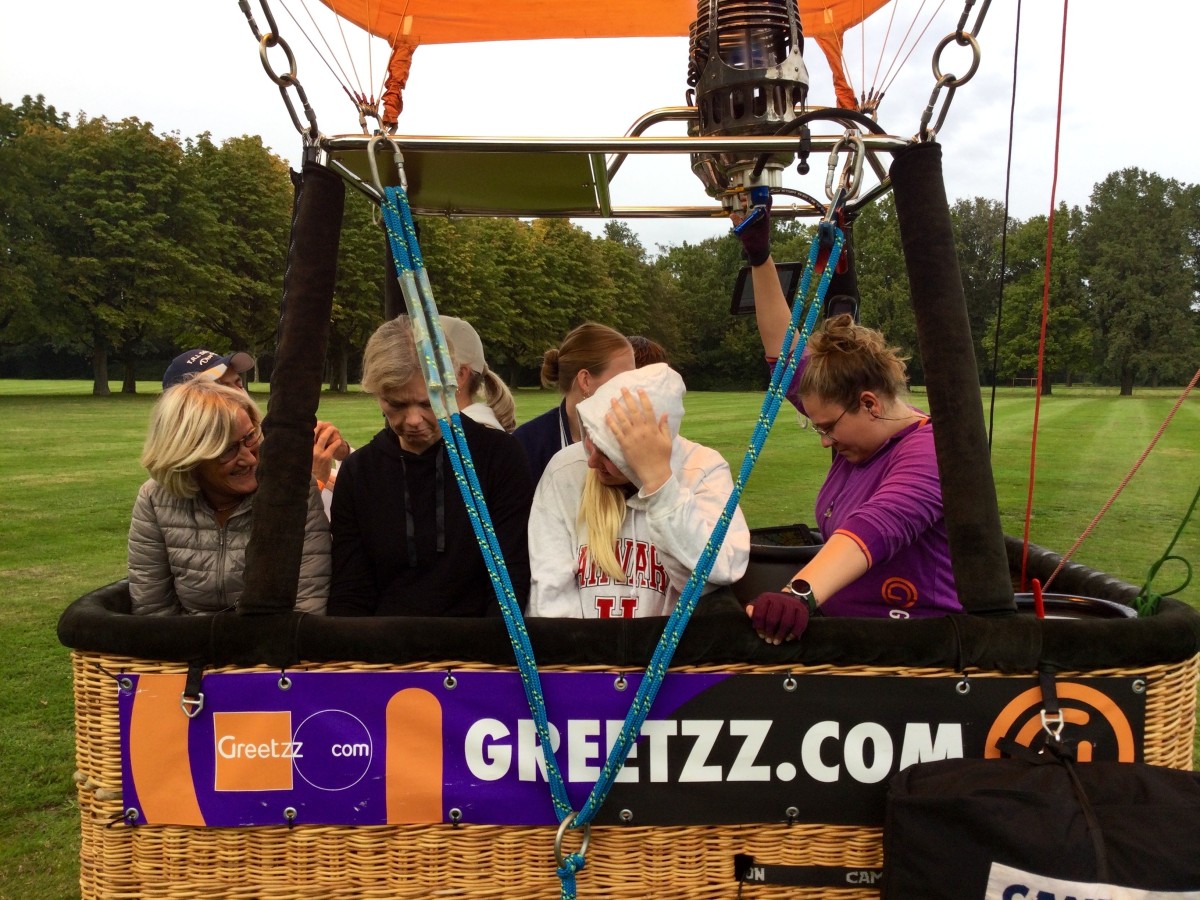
[[825, 131, 864, 203], [367, 133, 407, 197]]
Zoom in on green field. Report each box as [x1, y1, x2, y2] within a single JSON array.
[[1, 380, 1197, 899]]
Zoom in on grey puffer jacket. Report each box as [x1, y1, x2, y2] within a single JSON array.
[[128, 479, 330, 615]]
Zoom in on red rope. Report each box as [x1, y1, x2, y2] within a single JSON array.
[[1019, 0, 1070, 591], [1045, 368, 1200, 590]]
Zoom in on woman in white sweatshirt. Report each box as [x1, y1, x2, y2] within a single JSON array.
[[526, 364, 749, 618]]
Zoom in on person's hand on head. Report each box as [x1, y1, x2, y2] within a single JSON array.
[[745, 590, 810, 645], [731, 196, 772, 267], [606, 387, 673, 494]]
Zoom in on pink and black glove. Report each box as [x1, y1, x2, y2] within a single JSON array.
[[748, 591, 810, 644], [733, 196, 772, 267]]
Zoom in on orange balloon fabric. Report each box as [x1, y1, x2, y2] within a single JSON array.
[[324, 0, 895, 123]]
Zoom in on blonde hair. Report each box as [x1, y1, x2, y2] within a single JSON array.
[[580, 471, 629, 583], [461, 368, 517, 432], [798, 314, 910, 408], [540, 322, 632, 394], [141, 380, 262, 499], [361, 316, 422, 396]]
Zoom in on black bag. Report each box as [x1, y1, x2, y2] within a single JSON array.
[[881, 740, 1200, 899]]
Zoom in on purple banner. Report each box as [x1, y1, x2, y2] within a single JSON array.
[[117, 670, 1145, 828]]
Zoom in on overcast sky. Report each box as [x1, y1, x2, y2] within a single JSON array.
[[3, 1, 1197, 251]]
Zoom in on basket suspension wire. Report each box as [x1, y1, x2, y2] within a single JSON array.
[[383, 181, 841, 899]]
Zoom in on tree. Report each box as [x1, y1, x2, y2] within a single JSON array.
[[950, 197, 1010, 383], [851, 197, 924, 381], [178, 134, 293, 378], [991, 205, 1092, 393], [3, 114, 206, 392], [329, 196, 386, 391], [1081, 169, 1197, 394]]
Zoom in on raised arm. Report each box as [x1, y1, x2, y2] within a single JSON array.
[[732, 204, 790, 359]]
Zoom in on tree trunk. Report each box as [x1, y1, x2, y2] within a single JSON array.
[[92, 340, 111, 396], [336, 347, 349, 393], [1040, 379, 1053, 396], [1120, 370, 1135, 396], [1150, 371, 1160, 388], [1065, 370, 1075, 387], [122, 357, 137, 394]]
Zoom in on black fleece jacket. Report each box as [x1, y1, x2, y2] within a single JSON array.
[[330, 418, 533, 616]]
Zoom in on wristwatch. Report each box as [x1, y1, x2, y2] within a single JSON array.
[[781, 577, 820, 616]]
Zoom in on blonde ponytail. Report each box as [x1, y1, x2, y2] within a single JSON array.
[[580, 470, 629, 583], [479, 370, 517, 433]]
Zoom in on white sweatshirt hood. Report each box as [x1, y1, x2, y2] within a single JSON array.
[[575, 363, 686, 486]]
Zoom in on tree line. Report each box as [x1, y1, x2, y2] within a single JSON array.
[[3, 94, 1196, 396]]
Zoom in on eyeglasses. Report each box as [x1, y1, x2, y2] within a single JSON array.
[[217, 426, 263, 464], [810, 405, 854, 440]]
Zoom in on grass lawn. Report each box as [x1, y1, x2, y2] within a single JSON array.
[[1, 379, 1197, 898]]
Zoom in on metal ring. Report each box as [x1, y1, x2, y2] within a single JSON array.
[[782, 675, 798, 692], [613, 674, 628, 692], [117, 676, 133, 692], [553, 812, 591, 868], [1131, 678, 1147, 695], [955, 678, 971, 695], [619, 809, 633, 824], [258, 32, 298, 87], [124, 807, 140, 824], [932, 31, 981, 87], [449, 808, 463, 824], [443, 672, 457, 690], [278, 674, 292, 691], [785, 806, 799, 822]]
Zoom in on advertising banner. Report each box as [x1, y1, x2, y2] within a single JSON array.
[[118, 670, 1145, 828]]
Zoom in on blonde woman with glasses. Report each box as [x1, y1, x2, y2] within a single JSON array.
[[129, 378, 330, 615], [526, 364, 749, 619]]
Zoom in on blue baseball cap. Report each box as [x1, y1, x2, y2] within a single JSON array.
[[163, 349, 255, 389]]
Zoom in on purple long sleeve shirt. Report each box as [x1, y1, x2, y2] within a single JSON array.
[[780, 355, 961, 618]]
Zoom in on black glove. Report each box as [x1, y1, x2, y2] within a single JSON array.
[[734, 197, 772, 267], [748, 591, 810, 644]]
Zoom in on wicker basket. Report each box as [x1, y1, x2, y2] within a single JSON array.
[[72, 651, 1199, 900]]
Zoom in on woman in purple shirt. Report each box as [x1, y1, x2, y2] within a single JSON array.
[[733, 206, 961, 644]]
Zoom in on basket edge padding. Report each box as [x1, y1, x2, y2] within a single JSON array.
[[58, 569, 1200, 673]]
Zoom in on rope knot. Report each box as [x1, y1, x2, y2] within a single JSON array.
[[557, 852, 586, 879]]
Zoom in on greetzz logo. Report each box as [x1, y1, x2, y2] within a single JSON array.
[[212, 709, 375, 793]]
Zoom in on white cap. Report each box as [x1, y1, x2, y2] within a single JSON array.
[[438, 316, 488, 374]]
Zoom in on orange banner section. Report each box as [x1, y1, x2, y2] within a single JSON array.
[[385, 688, 444, 823], [129, 674, 205, 825]]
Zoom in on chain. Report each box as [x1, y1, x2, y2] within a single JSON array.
[[238, 0, 320, 144], [917, 0, 990, 141]]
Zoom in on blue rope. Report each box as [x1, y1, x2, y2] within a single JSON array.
[[380, 184, 841, 898], [380, 187, 574, 821], [571, 226, 843, 827]]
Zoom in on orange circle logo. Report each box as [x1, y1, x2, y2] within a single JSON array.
[[985, 682, 1135, 761], [881, 577, 918, 609]]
